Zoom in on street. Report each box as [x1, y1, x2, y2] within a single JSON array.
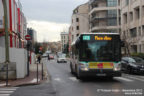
[[2, 58, 143, 96], [44, 59, 144, 96]]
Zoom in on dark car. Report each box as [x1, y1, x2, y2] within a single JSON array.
[[121, 57, 144, 74]]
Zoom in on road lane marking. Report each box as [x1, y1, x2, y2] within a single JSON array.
[[0, 84, 11, 87], [69, 77, 78, 82], [0, 94, 10, 96], [54, 78, 61, 81], [123, 74, 144, 82], [114, 77, 133, 82], [0, 87, 18, 96], [0, 91, 14, 94], [126, 76, 144, 82]]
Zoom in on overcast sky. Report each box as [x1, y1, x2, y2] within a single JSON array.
[[20, 0, 88, 42]]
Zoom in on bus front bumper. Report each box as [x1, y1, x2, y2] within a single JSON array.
[[79, 69, 121, 77]]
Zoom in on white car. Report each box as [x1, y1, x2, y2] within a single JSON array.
[[57, 54, 67, 63]]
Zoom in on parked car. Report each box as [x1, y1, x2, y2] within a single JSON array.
[[121, 57, 144, 74], [57, 54, 67, 63], [48, 54, 54, 60], [49, 55, 54, 59]]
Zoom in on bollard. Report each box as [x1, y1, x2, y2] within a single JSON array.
[[42, 63, 44, 80], [37, 62, 39, 84], [6, 63, 8, 86]]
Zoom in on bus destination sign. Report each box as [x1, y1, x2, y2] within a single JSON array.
[[83, 35, 112, 41], [95, 36, 112, 41]]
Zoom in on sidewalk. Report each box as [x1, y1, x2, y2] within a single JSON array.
[[0, 63, 49, 87]]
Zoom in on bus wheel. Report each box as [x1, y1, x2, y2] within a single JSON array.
[[70, 63, 74, 75], [70, 64, 74, 74], [76, 73, 83, 80], [76, 68, 83, 79]]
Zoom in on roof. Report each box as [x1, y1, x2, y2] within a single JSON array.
[[60, 32, 68, 35]]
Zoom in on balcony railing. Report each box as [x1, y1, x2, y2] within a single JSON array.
[[89, 0, 107, 4]]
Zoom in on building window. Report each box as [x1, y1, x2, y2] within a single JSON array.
[[72, 35, 74, 42], [142, 6, 144, 17], [135, 7, 140, 20], [130, 28, 137, 37], [131, 45, 137, 53], [138, 27, 141, 36], [76, 18, 79, 22], [76, 34, 79, 37], [123, 13, 127, 24], [107, 10, 117, 26], [107, 0, 117, 7], [139, 44, 142, 53], [142, 25, 144, 35], [76, 26, 79, 30], [125, 0, 129, 6], [107, 18, 117, 26], [107, 10, 117, 17], [129, 12, 133, 21]]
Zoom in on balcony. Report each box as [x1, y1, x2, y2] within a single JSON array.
[[91, 23, 120, 32], [91, 16, 117, 22], [89, 0, 107, 5]]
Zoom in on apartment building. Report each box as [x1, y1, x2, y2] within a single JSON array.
[[121, 0, 144, 53], [89, 0, 121, 33], [70, 3, 89, 43], [0, 0, 28, 79], [60, 32, 69, 52]]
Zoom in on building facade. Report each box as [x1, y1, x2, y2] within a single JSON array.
[[121, 0, 144, 53], [60, 32, 69, 52], [0, 0, 28, 79], [71, 3, 89, 43], [89, 0, 121, 33]]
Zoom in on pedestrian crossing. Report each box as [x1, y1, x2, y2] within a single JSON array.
[[0, 87, 18, 96], [68, 74, 144, 83]]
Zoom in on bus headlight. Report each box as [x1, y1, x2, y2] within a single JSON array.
[[114, 64, 121, 71], [79, 62, 89, 71], [81, 67, 89, 71]]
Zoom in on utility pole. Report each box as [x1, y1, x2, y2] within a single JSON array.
[[3, 0, 9, 62], [2, 0, 10, 86]]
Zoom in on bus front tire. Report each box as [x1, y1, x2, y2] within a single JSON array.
[[70, 63, 74, 75], [76, 69, 83, 80]]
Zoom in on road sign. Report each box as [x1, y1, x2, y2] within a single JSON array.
[[25, 35, 31, 40]]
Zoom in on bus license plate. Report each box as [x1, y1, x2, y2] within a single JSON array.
[[96, 74, 106, 76]]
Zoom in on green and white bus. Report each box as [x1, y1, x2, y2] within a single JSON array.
[[70, 33, 122, 79]]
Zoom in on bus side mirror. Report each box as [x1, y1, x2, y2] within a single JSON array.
[[121, 41, 125, 47]]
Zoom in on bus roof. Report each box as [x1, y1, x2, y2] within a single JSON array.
[[80, 33, 120, 35]]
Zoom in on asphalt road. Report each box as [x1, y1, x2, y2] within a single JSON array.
[[45, 59, 144, 96], [8, 58, 144, 96]]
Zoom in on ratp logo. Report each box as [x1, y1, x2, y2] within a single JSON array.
[[83, 36, 90, 40]]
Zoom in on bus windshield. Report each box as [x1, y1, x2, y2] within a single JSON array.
[[79, 40, 120, 62]]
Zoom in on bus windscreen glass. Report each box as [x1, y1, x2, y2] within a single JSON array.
[[79, 35, 120, 62]]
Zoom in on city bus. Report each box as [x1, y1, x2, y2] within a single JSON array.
[[70, 33, 122, 79]]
